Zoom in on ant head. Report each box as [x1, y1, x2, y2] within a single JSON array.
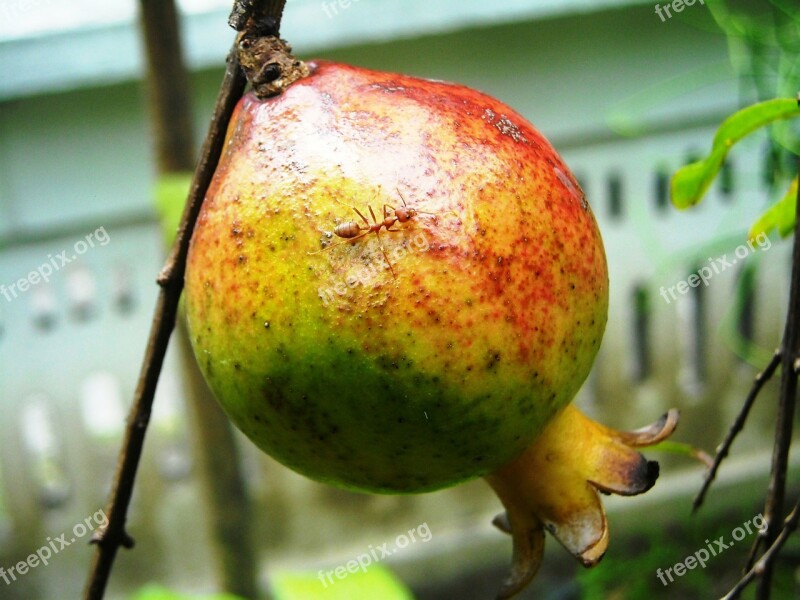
[[395, 207, 416, 222]]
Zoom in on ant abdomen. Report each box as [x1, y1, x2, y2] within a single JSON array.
[[334, 221, 362, 239]]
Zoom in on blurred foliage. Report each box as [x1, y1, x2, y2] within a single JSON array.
[[670, 0, 800, 235], [657, 0, 800, 368], [705, 0, 800, 104], [270, 564, 414, 600], [154, 172, 194, 247], [649, 440, 712, 467], [130, 585, 243, 600], [130, 565, 415, 600], [576, 502, 800, 599], [750, 175, 798, 240]]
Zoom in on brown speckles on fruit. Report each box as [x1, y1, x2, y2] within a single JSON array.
[[185, 60, 610, 498]]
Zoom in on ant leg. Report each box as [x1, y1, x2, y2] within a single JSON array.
[[374, 230, 396, 277], [395, 188, 409, 208], [331, 195, 367, 215], [352, 206, 371, 227], [368, 205, 380, 225], [307, 231, 370, 255], [416, 207, 458, 224]]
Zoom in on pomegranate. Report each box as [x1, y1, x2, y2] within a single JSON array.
[[185, 58, 677, 597]]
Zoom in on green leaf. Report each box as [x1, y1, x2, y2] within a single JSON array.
[[271, 565, 415, 600], [671, 98, 800, 209], [129, 584, 243, 600], [649, 441, 712, 467], [605, 62, 734, 138], [154, 172, 193, 247], [750, 177, 798, 240]]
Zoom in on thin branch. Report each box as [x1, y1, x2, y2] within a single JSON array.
[[83, 48, 246, 600], [138, 0, 259, 595], [754, 146, 800, 600], [721, 495, 800, 600], [693, 350, 782, 511], [744, 529, 764, 574], [83, 1, 290, 595]]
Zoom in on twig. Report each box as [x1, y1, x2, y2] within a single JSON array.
[[721, 496, 800, 600], [744, 530, 763, 574], [753, 148, 800, 599], [693, 350, 782, 511], [138, 0, 259, 595], [83, 50, 245, 600], [83, 1, 289, 596]]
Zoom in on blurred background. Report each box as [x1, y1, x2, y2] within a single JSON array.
[[1, 0, 798, 598]]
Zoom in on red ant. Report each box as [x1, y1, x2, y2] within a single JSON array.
[[310, 189, 441, 276]]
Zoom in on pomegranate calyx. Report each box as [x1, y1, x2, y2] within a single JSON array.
[[484, 405, 679, 599]]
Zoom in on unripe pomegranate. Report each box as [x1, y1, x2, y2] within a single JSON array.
[[185, 58, 677, 598]]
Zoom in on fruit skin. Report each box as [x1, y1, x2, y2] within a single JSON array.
[[184, 60, 608, 493]]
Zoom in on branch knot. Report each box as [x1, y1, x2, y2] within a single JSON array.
[[237, 34, 310, 98]]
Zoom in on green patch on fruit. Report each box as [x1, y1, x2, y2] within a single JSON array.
[[197, 323, 557, 492]]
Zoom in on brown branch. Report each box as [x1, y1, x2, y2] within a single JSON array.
[[721, 496, 800, 600], [139, 0, 195, 172], [709, 95, 800, 599], [693, 350, 782, 512], [744, 529, 764, 574], [753, 147, 800, 599], [82, 1, 290, 597], [138, 0, 259, 595], [83, 50, 246, 600]]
